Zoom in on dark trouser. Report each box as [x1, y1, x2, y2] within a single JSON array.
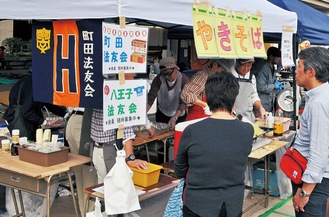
[[183, 203, 235, 217], [155, 109, 186, 124], [102, 142, 117, 173], [292, 178, 329, 217], [0, 185, 6, 212]]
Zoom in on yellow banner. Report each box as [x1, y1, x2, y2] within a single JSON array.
[[249, 14, 266, 57], [192, 4, 266, 59], [213, 9, 236, 58], [192, 4, 218, 58], [233, 12, 253, 59]]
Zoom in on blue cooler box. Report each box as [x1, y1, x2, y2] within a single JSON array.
[[252, 168, 279, 196]]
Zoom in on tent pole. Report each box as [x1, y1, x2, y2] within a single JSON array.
[[292, 34, 297, 131]]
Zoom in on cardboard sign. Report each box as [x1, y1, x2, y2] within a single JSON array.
[[102, 23, 149, 74], [103, 79, 148, 131]]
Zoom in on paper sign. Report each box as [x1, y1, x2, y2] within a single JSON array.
[[103, 80, 148, 131], [249, 14, 266, 57], [233, 12, 253, 59], [102, 22, 149, 74], [214, 9, 236, 58], [192, 4, 218, 58], [281, 31, 295, 67]]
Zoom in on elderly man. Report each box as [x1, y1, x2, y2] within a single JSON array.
[[147, 57, 189, 130], [181, 59, 234, 121], [231, 58, 267, 122]]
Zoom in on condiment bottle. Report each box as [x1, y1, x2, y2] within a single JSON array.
[[274, 109, 284, 136], [265, 113, 274, 136], [11, 129, 19, 156]]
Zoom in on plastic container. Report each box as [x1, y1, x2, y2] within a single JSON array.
[[129, 163, 163, 187], [11, 129, 19, 144], [274, 109, 284, 136], [265, 113, 274, 136], [1, 139, 10, 153]]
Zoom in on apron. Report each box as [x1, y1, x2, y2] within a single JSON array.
[[235, 73, 255, 122], [186, 95, 209, 121]]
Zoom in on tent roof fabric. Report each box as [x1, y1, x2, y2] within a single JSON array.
[[0, 0, 297, 34], [269, 0, 329, 45]]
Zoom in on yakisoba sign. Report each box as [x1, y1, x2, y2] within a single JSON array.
[[192, 4, 267, 59]]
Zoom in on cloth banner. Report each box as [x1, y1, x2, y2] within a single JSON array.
[[32, 20, 104, 108]]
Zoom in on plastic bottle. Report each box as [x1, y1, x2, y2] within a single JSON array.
[[11, 129, 19, 156], [274, 109, 284, 136], [265, 113, 274, 136]]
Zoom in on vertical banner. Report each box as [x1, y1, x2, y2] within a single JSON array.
[[192, 4, 218, 58], [213, 9, 236, 58], [281, 28, 295, 67], [102, 23, 149, 74], [32, 20, 103, 108], [103, 80, 148, 131], [233, 12, 253, 59], [249, 14, 266, 57]]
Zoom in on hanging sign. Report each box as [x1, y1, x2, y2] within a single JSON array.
[[103, 79, 148, 131], [214, 9, 236, 58], [281, 26, 295, 67], [192, 3, 266, 59], [192, 4, 218, 58], [249, 13, 266, 57], [102, 22, 149, 74], [233, 12, 253, 59]]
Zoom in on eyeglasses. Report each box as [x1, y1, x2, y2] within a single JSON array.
[[160, 67, 175, 76]]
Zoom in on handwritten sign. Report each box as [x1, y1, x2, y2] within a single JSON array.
[[103, 79, 148, 131], [102, 22, 149, 74], [192, 4, 266, 58]]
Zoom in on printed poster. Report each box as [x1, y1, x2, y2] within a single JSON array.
[[103, 80, 148, 131], [102, 23, 149, 74]]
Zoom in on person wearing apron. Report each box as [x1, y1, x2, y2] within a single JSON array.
[[181, 59, 234, 121], [147, 57, 190, 130], [231, 58, 267, 123]]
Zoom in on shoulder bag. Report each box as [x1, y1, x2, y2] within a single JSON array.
[[279, 135, 308, 184]]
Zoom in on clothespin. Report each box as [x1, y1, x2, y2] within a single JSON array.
[[119, 16, 126, 29]]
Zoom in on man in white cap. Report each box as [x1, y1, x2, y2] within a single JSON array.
[[181, 59, 234, 121], [147, 57, 189, 130], [231, 58, 267, 122]]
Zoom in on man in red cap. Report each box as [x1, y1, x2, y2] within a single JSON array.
[[231, 58, 267, 122]]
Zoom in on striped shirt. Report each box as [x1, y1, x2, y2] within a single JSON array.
[[181, 66, 211, 106], [90, 109, 135, 143]]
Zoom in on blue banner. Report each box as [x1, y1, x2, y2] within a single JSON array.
[[32, 20, 103, 108]]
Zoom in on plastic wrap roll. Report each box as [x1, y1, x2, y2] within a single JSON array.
[[36, 129, 43, 144], [43, 129, 51, 142]]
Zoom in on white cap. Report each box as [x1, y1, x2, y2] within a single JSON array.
[[12, 129, 20, 136], [1, 139, 10, 144]]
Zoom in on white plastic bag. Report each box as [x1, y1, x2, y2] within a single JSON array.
[[104, 149, 140, 215], [5, 183, 58, 217], [86, 197, 106, 217]]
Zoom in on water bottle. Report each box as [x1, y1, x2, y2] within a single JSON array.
[[274, 109, 284, 136], [265, 113, 274, 136]]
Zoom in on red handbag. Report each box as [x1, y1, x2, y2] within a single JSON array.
[[280, 147, 308, 184]]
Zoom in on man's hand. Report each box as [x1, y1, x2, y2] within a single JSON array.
[[259, 108, 267, 119], [168, 117, 176, 130], [147, 126, 156, 137], [127, 159, 149, 170]]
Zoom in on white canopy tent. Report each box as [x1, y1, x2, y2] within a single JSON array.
[[0, 0, 297, 33]]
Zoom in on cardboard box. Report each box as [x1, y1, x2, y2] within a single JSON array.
[[18, 146, 69, 167], [130, 163, 162, 187], [252, 168, 279, 196]]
